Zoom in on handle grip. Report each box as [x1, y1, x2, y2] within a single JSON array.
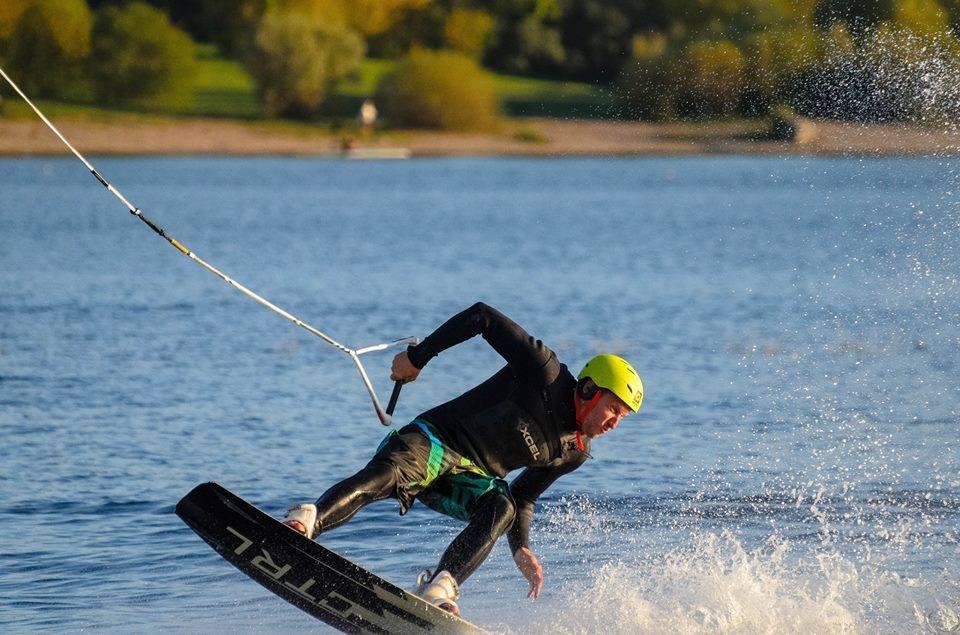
[[386, 380, 404, 416]]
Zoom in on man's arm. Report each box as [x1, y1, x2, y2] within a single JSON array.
[[404, 302, 558, 385], [507, 461, 583, 553], [507, 459, 586, 598]]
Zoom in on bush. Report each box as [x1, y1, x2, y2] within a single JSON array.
[[90, 2, 197, 109], [376, 48, 499, 130], [245, 11, 364, 118], [675, 39, 747, 117], [6, 0, 92, 98]]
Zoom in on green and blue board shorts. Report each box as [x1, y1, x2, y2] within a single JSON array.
[[370, 419, 509, 522]]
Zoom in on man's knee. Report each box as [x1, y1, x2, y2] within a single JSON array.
[[354, 461, 399, 494], [479, 492, 516, 532]]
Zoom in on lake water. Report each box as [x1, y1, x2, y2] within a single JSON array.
[[1, 155, 958, 633]]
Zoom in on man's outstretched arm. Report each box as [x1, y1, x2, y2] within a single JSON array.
[[393, 302, 558, 385], [507, 460, 586, 598]]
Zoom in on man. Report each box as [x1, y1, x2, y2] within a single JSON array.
[[282, 302, 643, 615]]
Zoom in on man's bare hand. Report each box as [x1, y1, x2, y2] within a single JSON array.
[[513, 546, 543, 599], [391, 352, 421, 383]]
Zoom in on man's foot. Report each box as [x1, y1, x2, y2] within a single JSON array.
[[412, 569, 461, 616], [281, 503, 317, 539]]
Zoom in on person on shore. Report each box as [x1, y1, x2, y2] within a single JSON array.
[[358, 99, 377, 137], [282, 302, 643, 614]]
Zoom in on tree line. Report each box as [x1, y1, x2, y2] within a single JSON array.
[[1, 0, 958, 127]]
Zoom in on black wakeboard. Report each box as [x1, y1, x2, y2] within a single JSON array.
[[176, 482, 485, 634]]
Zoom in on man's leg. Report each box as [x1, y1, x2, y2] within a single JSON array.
[[286, 423, 437, 537], [286, 462, 397, 536], [434, 491, 516, 584]]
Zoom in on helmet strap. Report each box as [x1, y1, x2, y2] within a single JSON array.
[[573, 390, 603, 452]]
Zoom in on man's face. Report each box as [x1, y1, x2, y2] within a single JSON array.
[[581, 390, 632, 439]]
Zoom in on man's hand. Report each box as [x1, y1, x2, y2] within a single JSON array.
[[513, 546, 543, 599], [391, 351, 421, 383]]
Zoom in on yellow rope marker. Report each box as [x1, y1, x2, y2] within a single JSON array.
[[170, 239, 190, 256]]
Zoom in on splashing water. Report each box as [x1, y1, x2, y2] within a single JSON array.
[[512, 529, 959, 634]]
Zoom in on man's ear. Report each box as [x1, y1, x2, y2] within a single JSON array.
[[577, 378, 598, 400]]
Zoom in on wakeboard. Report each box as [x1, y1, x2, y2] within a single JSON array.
[[176, 482, 484, 634]]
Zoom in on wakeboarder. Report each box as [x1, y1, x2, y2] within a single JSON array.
[[282, 302, 644, 614]]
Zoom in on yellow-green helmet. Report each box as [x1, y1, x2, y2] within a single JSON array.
[[577, 354, 644, 413]]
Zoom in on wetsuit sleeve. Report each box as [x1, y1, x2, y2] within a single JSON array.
[[507, 458, 586, 554], [407, 302, 558, 385]]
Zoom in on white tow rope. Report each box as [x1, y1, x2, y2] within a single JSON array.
[[0, 65, 413, 425]]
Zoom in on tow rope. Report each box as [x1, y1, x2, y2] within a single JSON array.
[[0, 65, 413, 425]]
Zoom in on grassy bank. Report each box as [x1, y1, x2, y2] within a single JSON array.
[[1, 46, 614, 123]]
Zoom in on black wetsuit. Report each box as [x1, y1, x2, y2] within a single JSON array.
[[311, 303, 590, 583], [407, 302, 590, 553]]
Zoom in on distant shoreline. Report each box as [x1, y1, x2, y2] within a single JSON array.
[[1, 116, 957, 157]]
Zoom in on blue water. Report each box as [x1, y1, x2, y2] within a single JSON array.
[[1, 156, 958, 633]]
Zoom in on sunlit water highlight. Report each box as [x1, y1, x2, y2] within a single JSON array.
[[1, 156, 957, 633]]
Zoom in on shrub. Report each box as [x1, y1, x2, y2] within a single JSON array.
[[675, 39, 746, 117], [90, 2, 197, 110], [6, 0, 92, 98], [245, 11, 364, 117], [376, 48, 499, 131]]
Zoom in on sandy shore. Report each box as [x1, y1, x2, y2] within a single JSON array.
[[0, 115, 957, 157]]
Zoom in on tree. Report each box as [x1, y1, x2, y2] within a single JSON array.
[[365, 0, 447, 57], [893, 0, 950, 34], [0, 0, 31, 44], [941, 0, 960, 32], [558, 0, 635, 80], [90, 2, 197, 109], [444, 8, 494, 59], [6, 0, 93, 98], [271, 0, 429, 37], [814, 0, 895, 39], [245, 11, 364, 117], [484, 0, 566, 76], [742, 28, 819, 114], [617, 32, 674, 119], [164, 0, 266, 57]]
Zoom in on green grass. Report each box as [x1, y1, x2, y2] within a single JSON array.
[[492, 73, 615, 118], [1, 96, 180, 124], [336, 58, 396, 98], [188, 44, 260, 118]]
